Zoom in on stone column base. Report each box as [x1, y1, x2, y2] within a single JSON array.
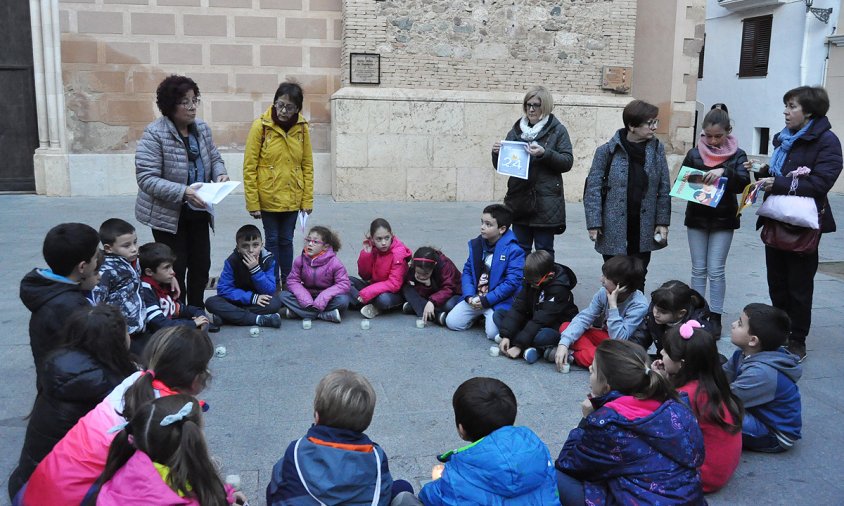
[[33, 148, 70, 196]]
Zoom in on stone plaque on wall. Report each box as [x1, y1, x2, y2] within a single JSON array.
[[601, 66, 632, 94], [350, 53, 381, 85]]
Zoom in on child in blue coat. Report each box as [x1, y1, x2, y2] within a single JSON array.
[[555, 339, 705, 505], [445, 204, 525, 340], [418, 377, 559, 505]]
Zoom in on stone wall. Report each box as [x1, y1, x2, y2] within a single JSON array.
[[341, 0, 637, 93], [331, 87, 630, 202]]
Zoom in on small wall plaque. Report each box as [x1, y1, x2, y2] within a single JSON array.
[[601, 66, 632, 94], [350, 53, 381, 85]]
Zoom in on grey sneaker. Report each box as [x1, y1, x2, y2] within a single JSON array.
[[360, 304, 380, 319], [318, 309, 342, 323], [257, 313, 282, 328], [493, 334, 502, 343], [543, 347, 556, 362], [278, 307, 295, 319]]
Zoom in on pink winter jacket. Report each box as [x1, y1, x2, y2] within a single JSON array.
[[96, 451, 200, 506], [356, 236, 412, 303], [286, 248, 351, 311]]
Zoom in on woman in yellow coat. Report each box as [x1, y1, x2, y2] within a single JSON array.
[[243, 82, 314, 284]]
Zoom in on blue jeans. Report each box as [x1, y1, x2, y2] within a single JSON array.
[[348, 277, 405, 311], [512, 224, 556, 259], [556, 470, 585, 506], [742, 411, 787, 453], [279, 290, 351, 319], [492, 309, 561, 349], [261, 211, 298, 283], [687, 228, 734, 314]]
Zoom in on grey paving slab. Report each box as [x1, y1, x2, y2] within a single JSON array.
[[2, 193, 844, 505]]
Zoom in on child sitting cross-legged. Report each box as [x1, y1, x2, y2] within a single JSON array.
[[139, 242, 210, 333], [653, 321, 743, 493], [205, 224, 282, 328], [416, 377, 559, 505], [555, 340, 705, 505], [400, 247, 462, 326], [280, 225, 351, 323], [350, 218, 412, 319], [552, 255, 649, 370], [494, 250, 579, 364], [725, 303, 802, 453], [632, 280, 716, 356], [266, 369, 414, 506]]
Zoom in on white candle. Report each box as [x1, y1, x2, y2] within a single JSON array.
[[489, 346, 500, 357], [560, 363, 571, 374], [360, 320, 370, 330], [416, 318, 425, 329], [249, 327, 260, 337], [302, 319, 312, 330]]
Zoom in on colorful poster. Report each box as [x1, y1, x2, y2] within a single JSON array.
[[669, 166, 727, 208], [496, 141, 531, 180]]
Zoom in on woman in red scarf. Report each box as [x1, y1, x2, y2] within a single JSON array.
[[681, 106, 749, 337]]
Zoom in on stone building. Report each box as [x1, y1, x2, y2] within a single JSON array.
[[8, 0, 704, 199]]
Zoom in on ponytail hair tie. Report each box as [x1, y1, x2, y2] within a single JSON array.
[[644, 366, 651, 376], [144, 369, 156, 379], [679, 320, 702, 340], [160, 402, 195, 427]]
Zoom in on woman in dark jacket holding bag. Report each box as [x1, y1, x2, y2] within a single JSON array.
[[7, 305, 137, 500], [492, 85, 574, 259], [682, 107, 749, 336], [753, 86, 843, 362]]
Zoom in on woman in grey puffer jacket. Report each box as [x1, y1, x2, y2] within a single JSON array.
[[135, 75, 228, 308], [492, 85, 574, 260]]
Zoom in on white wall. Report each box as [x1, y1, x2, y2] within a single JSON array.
[[697, 0, 839, 155]]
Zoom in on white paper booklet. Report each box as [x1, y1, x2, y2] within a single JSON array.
[[187, 181, 241, 214]]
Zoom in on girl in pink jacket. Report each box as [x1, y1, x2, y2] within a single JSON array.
[[351, 218, 412, 319], [88, 395, 246, 506], [280, 226, 351, 323]]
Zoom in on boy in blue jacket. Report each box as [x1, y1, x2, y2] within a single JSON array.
[[205, 224, 282, 328], [418, 377, 558, 505], [266, 369, 412, 505], [725, 303, 802, 452], [446, 204, 525, 340]]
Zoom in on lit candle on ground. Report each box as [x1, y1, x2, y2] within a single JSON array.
[[302, 319, 312, 330], [360, 320, 370, 330], [249, 327, 260, 337], [431, 464, 444, 480], [416, 318, 425, 329]]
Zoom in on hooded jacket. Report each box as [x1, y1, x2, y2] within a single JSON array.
[[724, 348, 802, 445], [20, 269, 90, 386], [7, 349, 126, 500], [556, 391, 706, 505], [243, 108, 314, 213], [493, 114, 574, 231], [135, 117, 227, 234], [460, 230, 525, 311], [217, 248, 278, 305], [266, 424, 393, 506], [286, 248, 351, 311], [356, 236, 412, 303], [756, 116, 843, 233], [403, 251, 461, 307], [419, 425, 559, 506], [498, 263, 579, 349], [95, 450, 201, 506], [559, 288, 649, 348], [632, 289, 716, 354]]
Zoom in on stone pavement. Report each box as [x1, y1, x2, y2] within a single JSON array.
[[2, 193, 844, 506]]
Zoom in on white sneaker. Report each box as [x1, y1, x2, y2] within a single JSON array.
[[493, 334, 502, 343], [360, 304, 380, 319]]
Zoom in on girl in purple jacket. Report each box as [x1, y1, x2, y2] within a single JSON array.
[[280, 226, 351, 324]]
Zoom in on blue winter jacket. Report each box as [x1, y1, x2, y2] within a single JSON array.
[[419, 426, 558, 506], [217, 248, 277, 305], [556, 391, 706, 505], [460, 230, 525, 311], [266, 424, 393, 506]]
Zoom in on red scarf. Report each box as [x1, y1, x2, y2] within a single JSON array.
[[697, 133, 738, 168]]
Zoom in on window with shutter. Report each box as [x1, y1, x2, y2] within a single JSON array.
[[739, 15, 773, 77]]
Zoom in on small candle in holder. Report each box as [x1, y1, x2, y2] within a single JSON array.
[[302, 319, 312, 330], [249, 327, 260, 337], [431, 464, 444, 480], [416, 318, 425, 329], [224, 474, 241, 490], [560, 363, 571, 374], [360, 320, 370, 330], [489, 346, 500, 357]]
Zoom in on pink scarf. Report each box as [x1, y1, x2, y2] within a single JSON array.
[[697, 133, 738, 168]]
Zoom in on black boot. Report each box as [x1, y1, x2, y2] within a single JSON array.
[[710, 313, 722, 339]]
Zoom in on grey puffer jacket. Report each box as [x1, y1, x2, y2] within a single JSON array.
[[493, 114, 574, 231], [583, 130, 671, 256], [135, 116, 227, 234]]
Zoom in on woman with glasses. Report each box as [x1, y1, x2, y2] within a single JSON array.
[[492, 85, 574, 260], [243, 81, 314, 285], [135, 75, 229, 308], [583, 99, 671, 289]]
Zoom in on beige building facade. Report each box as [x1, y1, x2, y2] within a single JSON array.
[[827, 9, 844, 192], [27, 0, 704, 200]]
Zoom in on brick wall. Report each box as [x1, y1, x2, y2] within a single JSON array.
[[59, 0, 342, 155], [341, 0, 637, 95]]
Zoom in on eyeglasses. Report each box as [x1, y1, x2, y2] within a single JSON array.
[[304, 238, 325, 245], [275, 102, 299, 113], [525, 102, 542, 110], [645, 119, 659, 128], [179, 98, 201, 110]]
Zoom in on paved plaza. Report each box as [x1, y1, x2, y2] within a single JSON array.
[[2, 193, 844, 505]]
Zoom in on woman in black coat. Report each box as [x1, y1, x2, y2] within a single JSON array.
[[753, 86, 843, 362], [681, 107, 749, 336], [492, 85, 574, 260], [7, 305, 137, 500]]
